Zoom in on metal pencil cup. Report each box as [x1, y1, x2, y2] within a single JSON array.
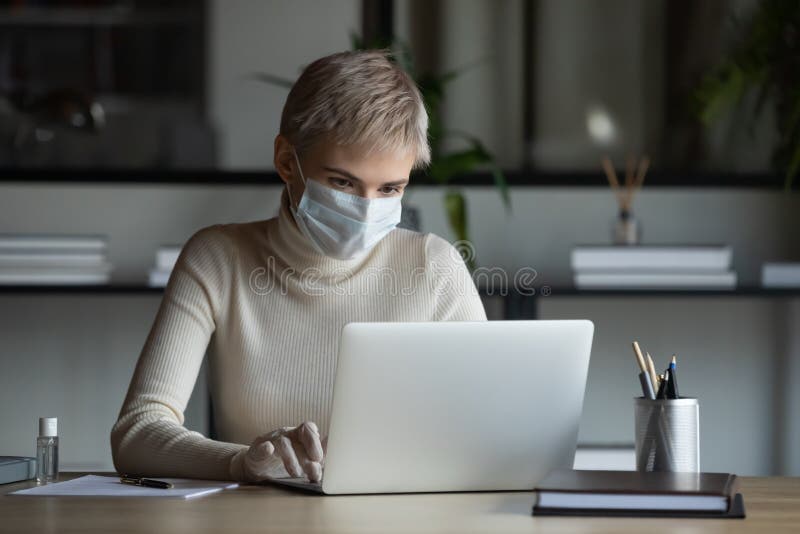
[[634, 397, 699, 472]]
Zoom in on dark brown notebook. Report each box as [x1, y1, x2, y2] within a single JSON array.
[[532, 470, 745, 519]]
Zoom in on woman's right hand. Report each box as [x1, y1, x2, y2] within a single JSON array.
[[233, 421, 324, 482]]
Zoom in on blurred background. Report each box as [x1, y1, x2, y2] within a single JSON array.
[[0, 0, 798, 477]]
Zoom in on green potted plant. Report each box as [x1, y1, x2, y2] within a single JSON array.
[[695, 0, 800, 188]]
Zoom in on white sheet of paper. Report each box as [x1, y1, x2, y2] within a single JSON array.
[[11, 475, 238, 499]]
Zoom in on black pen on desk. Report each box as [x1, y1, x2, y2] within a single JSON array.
[[120, 475, 173, 489]]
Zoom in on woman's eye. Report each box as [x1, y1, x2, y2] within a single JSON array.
[[379, 186, 402, 195], [329, 177, 352, 189]]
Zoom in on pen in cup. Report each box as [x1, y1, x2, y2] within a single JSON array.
[[656, 372, 669, 400], [667, 355, 680, 399], [632, 342, 655, 400], [646, 353, 659, 390]]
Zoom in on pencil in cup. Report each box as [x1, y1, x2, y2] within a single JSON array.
[[634, 397, 700, 472]]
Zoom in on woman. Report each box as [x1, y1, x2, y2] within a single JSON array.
[[111, 50, 486, 484]]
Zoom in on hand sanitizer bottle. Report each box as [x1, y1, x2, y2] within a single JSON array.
[[36, 417, 59, 484]]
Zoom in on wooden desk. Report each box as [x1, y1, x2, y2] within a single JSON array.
[[1, 473, 798, 533]]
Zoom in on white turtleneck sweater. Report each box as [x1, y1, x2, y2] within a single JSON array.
[[110, 190, 487, 481]]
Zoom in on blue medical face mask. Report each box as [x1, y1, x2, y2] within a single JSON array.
[[287, 150, 403, 260]]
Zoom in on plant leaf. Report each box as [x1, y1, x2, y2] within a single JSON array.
[[350, 31, 365, 51], [489, 162, 511, 212], [697, 63, 748, 125], [442, 131, 511, 211], [443, 190, 476, 270], [427, 147, 491, 184], [444, 190, 468, 242]]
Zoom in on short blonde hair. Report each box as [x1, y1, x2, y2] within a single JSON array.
[[280, 49, 431, 169]]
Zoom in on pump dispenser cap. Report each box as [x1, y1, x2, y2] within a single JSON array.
[[39, 417, 58, 437]]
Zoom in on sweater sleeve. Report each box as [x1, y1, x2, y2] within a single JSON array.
[[425, 234, 488, 321], [110, 226, 247, 481]]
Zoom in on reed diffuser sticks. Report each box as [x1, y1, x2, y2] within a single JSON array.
[[602, 155, 650, 214]]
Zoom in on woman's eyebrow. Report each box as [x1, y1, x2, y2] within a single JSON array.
[[323, 166, 409, 187]]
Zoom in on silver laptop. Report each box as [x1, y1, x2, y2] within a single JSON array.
[[269, 319, 594, 495]]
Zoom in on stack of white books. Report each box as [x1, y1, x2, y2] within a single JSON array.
[[762, 263, 800, 288], [571, 245, 737, 290], [148, 245, 182, 287], [0, 234, 111, 285]]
